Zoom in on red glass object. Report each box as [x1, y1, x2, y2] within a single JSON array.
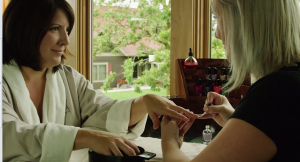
[[214, 86, 221, 94], [183, 48, 198, 70], [184, 62, 198, 70]]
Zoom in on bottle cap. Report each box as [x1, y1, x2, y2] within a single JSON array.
[[205, 125, 210, 129], [212, 67, 217, 74], [221, 68, 227, 75], [206, 79, 211, 86], [206, 67, 211, 75], [215, 79, 220, 86], [189, 48, 193, 56], [196, 79, 202, 86]]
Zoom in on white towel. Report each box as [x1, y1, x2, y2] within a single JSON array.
[[3, 61, 66, 125]]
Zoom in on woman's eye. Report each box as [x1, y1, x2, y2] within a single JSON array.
[[213, 15, 217, 19], [50, 27, 60, 31]]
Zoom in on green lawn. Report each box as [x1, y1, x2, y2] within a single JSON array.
[[101, 89, 167, 99]]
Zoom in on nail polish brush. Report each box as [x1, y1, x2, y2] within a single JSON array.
[[198, 103, 213, 117]]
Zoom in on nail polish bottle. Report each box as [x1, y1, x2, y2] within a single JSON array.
[[222, 79, 229, 97], [195, 79, 202, 96], [183, 48, 198, 70], [206, 67, 211, 79], [205, 79, 212, 95], [211, 67, 218, 81], [220, 68, 227, 81], [214, 79, 221, 94], [203, 125, 212, 145]]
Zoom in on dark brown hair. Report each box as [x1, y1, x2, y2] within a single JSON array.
[[3, 0, 75, 72]]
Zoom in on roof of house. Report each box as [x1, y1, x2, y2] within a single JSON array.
[[93, 6, 162, 56]]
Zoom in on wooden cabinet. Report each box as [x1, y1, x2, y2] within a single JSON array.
[[176, 58, 250, 103]]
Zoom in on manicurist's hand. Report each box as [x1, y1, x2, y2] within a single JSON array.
[[161, 112, 195, 149], [73, 129, 140, 157], [142, 94, 199, 129], [199, 92, 235, 127]]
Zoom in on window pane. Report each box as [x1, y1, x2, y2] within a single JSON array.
[[133, 64, 138, 78], [210, 13, 226, 59], [98, 65, 107, 80], [92, 0, 170, 99], [92, 65, 98, 81]]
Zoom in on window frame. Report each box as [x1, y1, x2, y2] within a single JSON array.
[[87, 0, 211, 95]]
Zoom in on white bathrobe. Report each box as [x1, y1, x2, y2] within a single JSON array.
[[2, 63, 147, 162]]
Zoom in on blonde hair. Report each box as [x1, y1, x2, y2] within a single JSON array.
[[212, 0, 300, 92]]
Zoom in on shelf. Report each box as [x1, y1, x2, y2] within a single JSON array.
[[175, 58, 250, 106]]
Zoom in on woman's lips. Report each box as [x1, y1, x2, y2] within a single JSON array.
[[51, 49, 63, 55]]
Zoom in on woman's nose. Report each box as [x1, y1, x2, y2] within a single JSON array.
[[59, 31, 69, 46]]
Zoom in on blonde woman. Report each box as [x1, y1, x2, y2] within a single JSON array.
[[161, 0, 300, 161]]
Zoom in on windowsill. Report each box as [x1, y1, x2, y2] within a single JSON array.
[[92, 81, 107, 83]]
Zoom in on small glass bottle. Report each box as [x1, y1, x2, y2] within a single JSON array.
[[206, 67, 211, 79], [205, 79, 212, 95], [214, 79, 221, 94], [195, 79, 202, 96], [183, 48, 198, 70], [220, 68, 227, 81], [202, 125, 212, 145], [211, 67, 218, 81]]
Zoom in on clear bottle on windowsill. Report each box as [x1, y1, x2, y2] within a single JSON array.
[[183, 48, 198, 70], [202, 125, 212, 145]]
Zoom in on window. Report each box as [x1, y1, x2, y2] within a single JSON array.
[[92, 0, 170, 99], [92, 63, 108, 82], [210, 13, 226, 59], [151, 62, 161, 69]]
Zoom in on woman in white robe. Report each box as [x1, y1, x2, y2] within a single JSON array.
[[2, 0, 198, 161]]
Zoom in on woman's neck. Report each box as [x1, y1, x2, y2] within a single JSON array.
[[19, 66, 47, 83]]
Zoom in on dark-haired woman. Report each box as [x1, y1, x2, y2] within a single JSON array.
[[2, 0, 198, 161]]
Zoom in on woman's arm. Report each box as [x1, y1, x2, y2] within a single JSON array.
[[129, 94, 200, 129], [161, 118, 277, 162], [162, 141, 190, 162], [160, 114, 195, 162]]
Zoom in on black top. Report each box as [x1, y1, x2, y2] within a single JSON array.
[[230, 63, 300, 162]]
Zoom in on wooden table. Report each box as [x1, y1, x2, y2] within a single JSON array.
[[69, 137, 207, 162]]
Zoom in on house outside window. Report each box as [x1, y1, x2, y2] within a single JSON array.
[[92, 0, 170, 98]]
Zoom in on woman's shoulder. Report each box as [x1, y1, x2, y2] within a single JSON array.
[[252, 65, 300, 90], [58, 64, 85, 79]]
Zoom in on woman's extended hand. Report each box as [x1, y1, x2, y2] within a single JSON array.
[[142, 94, 199, 129], [161, 112, 195, 149], [74, 129, 140, 157], [199, 92, 235, 127]]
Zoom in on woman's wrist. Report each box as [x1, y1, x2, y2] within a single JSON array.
[[162, 137, 180, 150], [129, 95, 148, 127], [73, 129, 90, 150]]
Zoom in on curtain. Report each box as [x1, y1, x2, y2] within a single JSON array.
[[76, 0, 91, 81], [170, 0, 211, 96]]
